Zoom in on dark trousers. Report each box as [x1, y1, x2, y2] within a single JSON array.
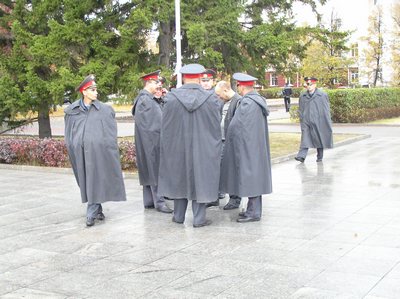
[[243, 196, 262, 218], [297, 147, 323, 160], [284, 97, 291, 112], [143, 185, 167, 208], [173, 199, 206, 225], [87, 203, 102, 219]]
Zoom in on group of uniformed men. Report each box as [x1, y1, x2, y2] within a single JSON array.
[[64, 64, 332, 227]]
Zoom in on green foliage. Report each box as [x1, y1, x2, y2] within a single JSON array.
[[0, 0, 154, 137], [300, 14, 353, 87], [361, 6, 384, 87], [328, 88, 400, 123]]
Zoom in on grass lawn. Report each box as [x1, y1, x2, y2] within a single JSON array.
[[368, 117, 400, 125], [121, 132, 362, 159], [269, 132, 361, 159]]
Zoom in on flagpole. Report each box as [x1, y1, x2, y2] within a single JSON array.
[[175, 0, 182, 87]]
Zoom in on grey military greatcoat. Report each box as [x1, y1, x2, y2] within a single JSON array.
[[220, 91, 272, 198], [298, 88, 333, 149], [158, 84, 222, 203], [64, 100, 126, 204], [132, 90, 162, 186]]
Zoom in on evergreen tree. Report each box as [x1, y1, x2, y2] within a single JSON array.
[[0, 0, 150, 138]]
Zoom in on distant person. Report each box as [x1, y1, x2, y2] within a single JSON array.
[[132, 70, 173, 214], [214, 81, 242, 210], [158, 64, 222, 227], [282, 83, 293, 112], [64, 75, 126, 227], [295, 77, 333, 163], [220, 73, 272, 223]]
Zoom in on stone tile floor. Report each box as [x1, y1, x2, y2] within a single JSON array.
[[0, 131, 399, 298]]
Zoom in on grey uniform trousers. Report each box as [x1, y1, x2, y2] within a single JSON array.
[[143, 185, 167, 208], [297, 147, 323, 160], [173, 199, 206, 225], [242, 196, 262, 218], [87, 203, 102, 219]]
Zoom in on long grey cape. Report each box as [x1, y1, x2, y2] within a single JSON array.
[[299, 89, 333, 148], [158, 84, 222, 203], [220, 91, 272, 197], [132, 90, 162, 186], [64, 100, 126, 204]]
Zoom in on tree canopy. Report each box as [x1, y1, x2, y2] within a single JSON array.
[[1, 0, 332, 137]]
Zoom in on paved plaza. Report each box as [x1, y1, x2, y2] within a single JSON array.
[[0, 125, 400, 298]]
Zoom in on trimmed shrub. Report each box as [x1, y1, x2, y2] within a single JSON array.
[[119, 140, 136, 170], [0, 137, 137, 171], [289, 88, 400, 123], [327, 88, 400, 123]]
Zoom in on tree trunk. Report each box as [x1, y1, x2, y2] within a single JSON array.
[[158, 20, 174, 67], [38, 102, 52, 139]]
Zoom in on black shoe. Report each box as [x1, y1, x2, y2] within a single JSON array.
[[172, 217, 183, 224], [193, 219, 212, 228], [156, 206, 173, 213], [223, 203, 240, 210], [86, 217, 95, 227], [238, 211, 246, 217], [96, 212, 105, 221], [237, 216, 260, 223], [205, 200, 219, 208], [144, 204, 155, 209], [295, 157, 305, 163], [218, 193, 226, 199], [316, 158, 323, 162]]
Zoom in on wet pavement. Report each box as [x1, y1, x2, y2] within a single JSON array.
[[0, 124, 399, 298]]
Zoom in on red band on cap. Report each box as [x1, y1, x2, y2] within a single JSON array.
[[309, 79, 317, 83], [237, 81, 255, 86], [183, 74, 201, 79], [79, 80, 95, 92], [142, 74, 159, 81]]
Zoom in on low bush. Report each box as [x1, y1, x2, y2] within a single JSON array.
[[289, 88, 400, 123], [328, 88, 400, 123], [0, 137, 137, 171]]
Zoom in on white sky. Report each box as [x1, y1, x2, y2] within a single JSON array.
[[292, 0, 370, 37]]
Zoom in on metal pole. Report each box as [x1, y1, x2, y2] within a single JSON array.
[[175, 0, 182, 87]]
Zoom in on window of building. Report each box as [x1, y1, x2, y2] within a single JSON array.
[[351, 43, 359, 58], [270, 73, 278, 86], [351, 71, 359, 81]]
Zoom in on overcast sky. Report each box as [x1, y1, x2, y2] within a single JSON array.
[[292, 0, 370, 35]]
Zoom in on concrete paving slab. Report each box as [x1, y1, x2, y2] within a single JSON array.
[[0, 125, 399, 298]]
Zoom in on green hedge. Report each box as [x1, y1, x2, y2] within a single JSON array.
[[259, 87, 304, 99], [289, 88, 400, 123], [327, 88, 400, 123]]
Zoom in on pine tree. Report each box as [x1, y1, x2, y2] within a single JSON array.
[[0, 0, 150, 138]]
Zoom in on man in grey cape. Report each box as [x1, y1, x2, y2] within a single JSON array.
[[214, 80, 242, 210], [219, 73, 272, 223], [294, 77, 333, 163], [131, 70, 172, 213], [64, 75, 126, 227], [158, 64, 222, 228]]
